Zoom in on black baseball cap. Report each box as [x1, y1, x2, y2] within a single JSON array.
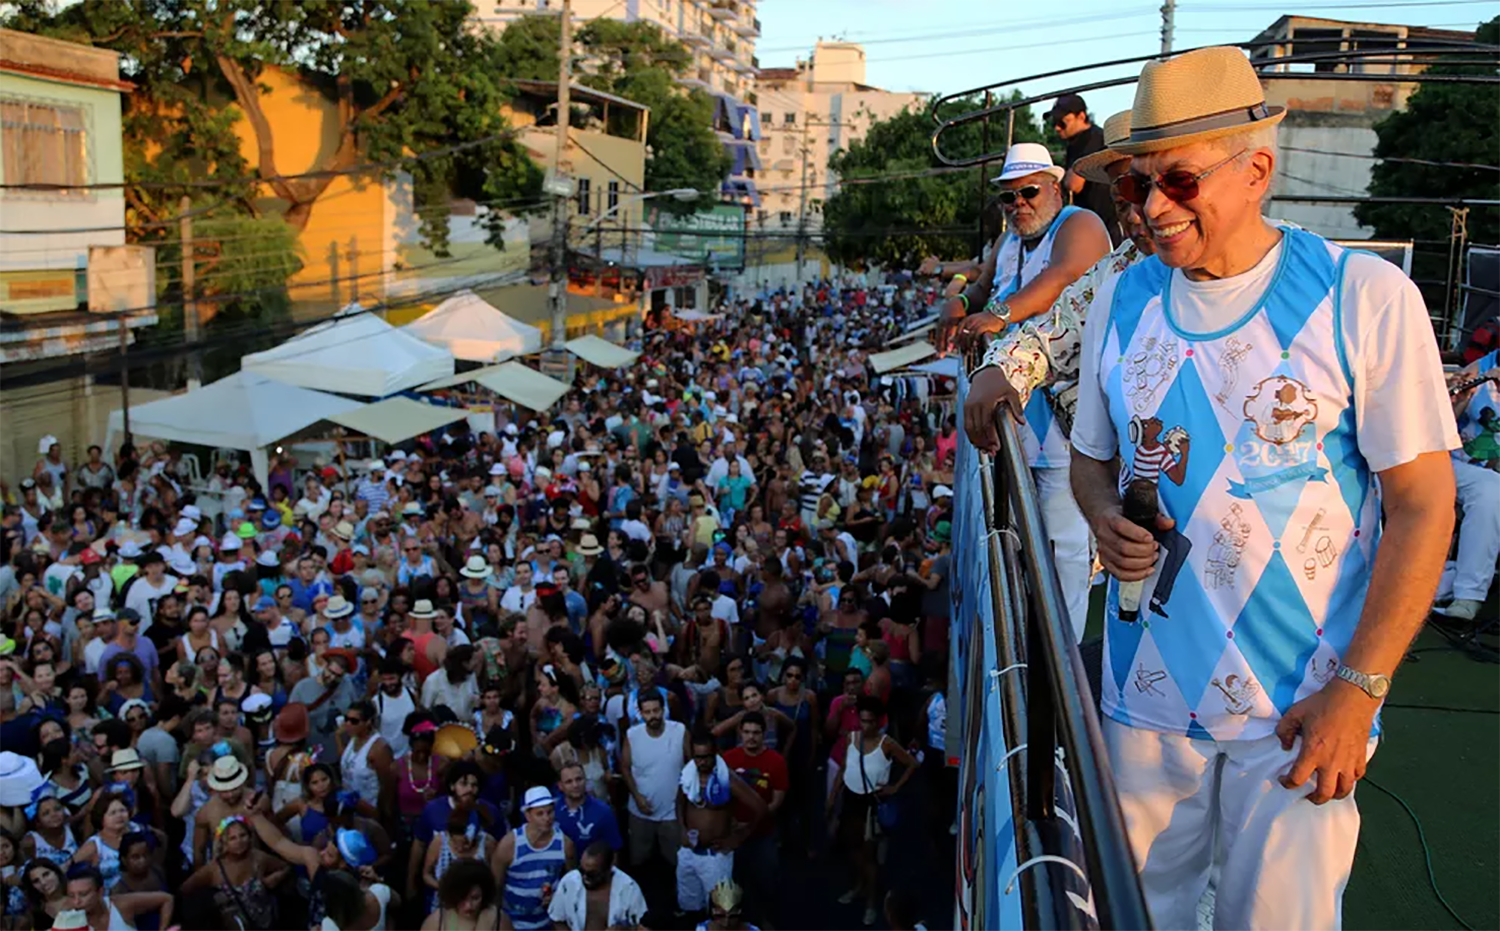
[[1045, 93, 1088, 123]]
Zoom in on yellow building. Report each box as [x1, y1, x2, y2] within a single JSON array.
[[225, 66, 406, 319]]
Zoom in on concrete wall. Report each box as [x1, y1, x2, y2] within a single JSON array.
[[0, 377, 172, 485], [1273, 120, 1379, 239]]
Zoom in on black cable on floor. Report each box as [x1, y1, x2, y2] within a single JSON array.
[[1363, 777, 1479, 931], [1382, 702, 1500, 714]]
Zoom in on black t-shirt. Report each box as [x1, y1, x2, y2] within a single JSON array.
[[1064, 124, 1122, 244]]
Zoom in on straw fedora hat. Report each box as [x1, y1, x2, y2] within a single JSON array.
[[1115, 46, 1284, 155], [1075, 110, 1134, 184]]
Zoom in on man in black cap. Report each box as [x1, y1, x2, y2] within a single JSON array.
[[1046, 93, 1121, 243]]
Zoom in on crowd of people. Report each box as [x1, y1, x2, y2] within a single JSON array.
[[0, 276, 959, 930]]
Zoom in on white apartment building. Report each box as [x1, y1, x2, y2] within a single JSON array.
[[479, 0, 763, 206], [753, 42, 927, 235]]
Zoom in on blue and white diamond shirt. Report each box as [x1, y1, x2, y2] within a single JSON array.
[[987, 205, 1082, 469], [1073, 227, 1458, 740]]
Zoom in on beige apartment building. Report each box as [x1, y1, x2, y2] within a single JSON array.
[[753, 41, 927, 240], [479, 0, 763, 206]]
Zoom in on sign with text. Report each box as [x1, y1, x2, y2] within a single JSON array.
[[648, 203, 747, 269]]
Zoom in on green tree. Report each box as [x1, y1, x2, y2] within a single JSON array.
[[489, 15, 731, 208], [822, 94, 1045, 269], [1355, 15, 1499, 308], [2, 0, 543, 252]]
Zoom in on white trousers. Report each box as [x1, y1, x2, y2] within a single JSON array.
[[676, 846, 734, 911], [1104, 718, 1376, 931], [1453, 460, 1500, 602], [1034, 465, 1092, 643]]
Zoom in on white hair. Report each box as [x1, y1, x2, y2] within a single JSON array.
[[1209, 124, 1279, 203]]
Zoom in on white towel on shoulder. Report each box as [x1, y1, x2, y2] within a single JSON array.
[[679, 755, 731, 806]]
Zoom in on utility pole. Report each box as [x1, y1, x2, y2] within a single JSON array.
[[180, 195, 201, 390], [794, 120, 810, 284], [118, 313, 131, 437], [1160, 0, 1176, 55], [546, 0, 575, 382]]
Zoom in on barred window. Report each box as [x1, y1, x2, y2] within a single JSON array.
[[1, 100, 88, 190]]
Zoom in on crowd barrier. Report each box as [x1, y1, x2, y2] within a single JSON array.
[[948, 370, 1153, 930]]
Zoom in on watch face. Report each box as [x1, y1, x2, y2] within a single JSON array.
[[1370, 676, 1391, 699]]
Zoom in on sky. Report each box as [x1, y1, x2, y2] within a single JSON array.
[[756, 0, 1493, 128]]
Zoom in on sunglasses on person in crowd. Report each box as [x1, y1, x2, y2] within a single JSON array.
[[996, 185, 1042, 206], [1113, 149, 1245, 206]]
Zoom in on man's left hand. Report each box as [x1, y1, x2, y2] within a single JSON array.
[[1274, 679, 1378, 804], [955, 312, 1009, 353]]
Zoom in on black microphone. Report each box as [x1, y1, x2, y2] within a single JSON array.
[[1117, 478, 1160, 624]]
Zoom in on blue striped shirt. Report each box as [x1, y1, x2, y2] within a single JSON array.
[[503, 826, 567, 930]]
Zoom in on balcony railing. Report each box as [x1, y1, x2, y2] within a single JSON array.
[[948, 365, 1154, 930], [708, 0, 736, 21]]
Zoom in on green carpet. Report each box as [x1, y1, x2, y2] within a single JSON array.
[[1344, 628, 1499, 931]]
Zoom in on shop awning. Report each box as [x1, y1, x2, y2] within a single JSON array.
[[327, 397, 468, 444], [869, 341, 937, 374], [564, 335, 639, 369], [470, 362, 571, 412]]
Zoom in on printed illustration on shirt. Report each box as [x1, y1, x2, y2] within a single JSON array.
[[1124, 336, 1181, 413], [1211, 674, 1260, 716], [1124, 415, 1193, 618], [1213, 337, 1254, 408]]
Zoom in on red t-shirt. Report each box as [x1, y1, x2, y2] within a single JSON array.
[[722, 747, 788, 838]]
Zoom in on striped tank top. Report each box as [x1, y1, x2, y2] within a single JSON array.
[[502, 826, 566, 930]]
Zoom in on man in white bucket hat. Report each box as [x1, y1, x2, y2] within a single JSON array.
[[941, 140, 1112, 640], [963, 110, 1151, 641], [1069, 47, 1459, 929]]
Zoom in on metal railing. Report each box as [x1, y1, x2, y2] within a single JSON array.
[[927, 39, 1500, 168], [950, 365, 1152, 930]]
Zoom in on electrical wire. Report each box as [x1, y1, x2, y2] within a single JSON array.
[[1279, 146, 1500, 172], [1363, 777, 1479, 931]]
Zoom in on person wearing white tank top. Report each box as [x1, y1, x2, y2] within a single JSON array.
[[62, 867, 173, 931], [620, 691, 687, 870], [337, 701, 393, 811], [374, 661, 418, 758]]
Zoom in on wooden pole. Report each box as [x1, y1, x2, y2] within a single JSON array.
[[181, 195, 201, 389]]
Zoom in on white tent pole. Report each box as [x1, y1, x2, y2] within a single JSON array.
[[250, 448, 271, 493]]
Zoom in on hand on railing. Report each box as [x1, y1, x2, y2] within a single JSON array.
[[964, 368, 1026, 455]]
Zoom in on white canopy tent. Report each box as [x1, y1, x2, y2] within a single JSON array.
[[327, 397, 469, 444], [242, 303, 454, 397], [403, 290, 544, 363], [564, 335, 639, 369], [104, 372, 362, 488], [907, 357, 961, 377]]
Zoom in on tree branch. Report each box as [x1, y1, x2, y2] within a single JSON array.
[[214, 53, 299, 206]]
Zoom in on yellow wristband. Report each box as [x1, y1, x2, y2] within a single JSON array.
[[952, 273, 968, 287]]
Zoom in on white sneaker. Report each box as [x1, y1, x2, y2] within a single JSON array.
[[863, 906, 879, 926], [1434, 599, 1482, 621], [838, 889, 858, 906]]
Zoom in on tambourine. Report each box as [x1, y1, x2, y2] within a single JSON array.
[[433, 722, 479, 760]]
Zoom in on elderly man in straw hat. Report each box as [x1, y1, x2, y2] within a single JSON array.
[[963, 110, 1150, 640], [941, 141, 1112, 635], [1069, 47, 1459, 929]]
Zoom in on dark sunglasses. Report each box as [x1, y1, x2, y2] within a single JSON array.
[[1114, 149, 1244, 206], [345, 716, 364, 725], [997, 185, 1042, 206]]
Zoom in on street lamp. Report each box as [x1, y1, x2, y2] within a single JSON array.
[[580, 187, 699, 234]]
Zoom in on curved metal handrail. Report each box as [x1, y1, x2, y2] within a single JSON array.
[[929, 41, 1500, 167], [984, 407, 1153, 929]]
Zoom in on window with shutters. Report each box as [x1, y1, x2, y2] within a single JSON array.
[[576, 177, 592, 215], [607, 180, 620, 211], [0, 99, 89, 194]]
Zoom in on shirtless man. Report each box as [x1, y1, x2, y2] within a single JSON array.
[[627, 563, 676, 627], [191, 755, 269, 867], [679, 594, 729, 681], [756, 559, 794, 644], [676, 730, 768, 917]]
